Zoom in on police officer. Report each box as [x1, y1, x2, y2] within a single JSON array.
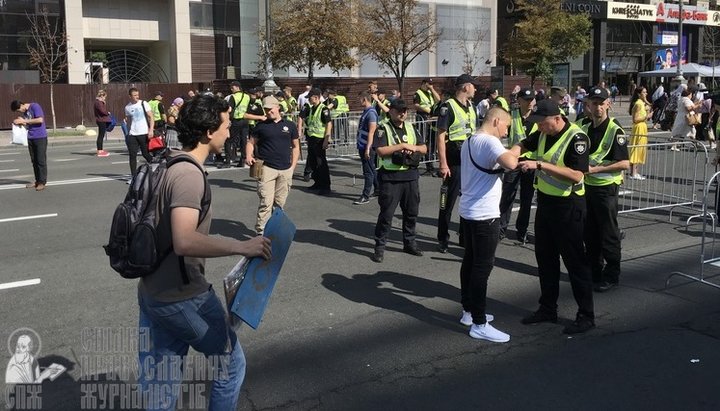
[[326, 90, 350, 145], [436, 73, 480, 253], [549, 86, 568, 116], [499, 87, 537, 243], [516, 99, 595, 335], [297, 88, 332, 195], [224, 81, 252, 167], [414, 79, 441, 173], [148, 91, 167, 131], [371, 100, 427, 263], [578, 87, 630, 292], [283, 85, 298, 121], [491, 93, 510, 114]]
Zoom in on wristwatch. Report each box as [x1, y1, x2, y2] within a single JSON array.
[[537, 160, 543, 171]]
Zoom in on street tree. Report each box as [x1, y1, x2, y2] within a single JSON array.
[[266, 0, 357, 81], [456, 25, 490, 75], [26, 8, 67, 131], [357, 0, 441, 94], [702, 26, 720, 87], [501, 0, 591, 86]]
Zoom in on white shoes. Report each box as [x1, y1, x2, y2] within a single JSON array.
[[460, 310, 494, 326], [469, 323, 510, 343]]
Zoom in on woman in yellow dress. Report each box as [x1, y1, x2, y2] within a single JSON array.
[[629, 87, 652, 180]]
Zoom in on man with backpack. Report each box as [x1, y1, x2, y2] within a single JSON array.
[[135, 95, 271, 410], [124, 87, 155, 179]]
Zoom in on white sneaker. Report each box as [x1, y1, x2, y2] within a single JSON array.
[[460, 311, 494, 326], [469, 323, 510, 343]]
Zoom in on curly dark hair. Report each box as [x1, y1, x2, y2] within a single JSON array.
[[175, 95, 230, 149]]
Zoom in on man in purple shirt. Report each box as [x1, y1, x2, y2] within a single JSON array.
[[11, 100, 48, 191]]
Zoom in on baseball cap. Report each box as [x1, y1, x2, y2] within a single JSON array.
[[275, 91, 285, 98], [455, 73, 481, 87], [155, 91, 164, 97], [527, 100, 562, 123], [518, 88, 535, 100], [587, 87, 609, 100], [421, 78, 433, 84], [307, 88, 322, 97], [262, 95, 280, 108], [389, 99, 408, 111]]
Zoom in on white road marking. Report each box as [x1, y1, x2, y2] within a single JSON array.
[[0, 169, 19, 173], [512, 205, 537, 212], [0, 278, 41, 290], [0, 159, 15, 163], [0, 176, 126, 190], [0, 213, 58, 223], [111, 161, 126, 165], [54, 158, 80, 162], [0, 152, 21, 156]]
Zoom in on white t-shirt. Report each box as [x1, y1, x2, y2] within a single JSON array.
[[125, 100, 151, 136], [459, 133, 507, 221]]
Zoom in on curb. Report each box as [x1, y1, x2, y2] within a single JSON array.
[[0, 137, 127, 150]]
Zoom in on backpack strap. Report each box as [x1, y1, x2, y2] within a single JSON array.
[[467, 136, 504, 174], [166, 153, 212, 284]]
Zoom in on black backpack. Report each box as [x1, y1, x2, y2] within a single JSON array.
[[103, 151, 210, 281]]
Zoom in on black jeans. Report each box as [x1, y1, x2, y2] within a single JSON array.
[[584, 184, 621, 284], [534, 193, 594, 318], [96, 121, 107, 150], [499, 168, 535, 236], [306, 137, 330, 189], [374, 179, 420, 248], [460, 217, 500, 325], [437, 164, 462, 245], [28, 138, 47, 184], [127, 134, 153, 177]]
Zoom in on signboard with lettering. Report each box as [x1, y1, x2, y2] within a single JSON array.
[[607, 2, 656, 21], [652, 1, 712, 26], [561, 0, 607, 19]]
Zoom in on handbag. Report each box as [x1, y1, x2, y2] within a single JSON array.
[[686, 111, 701, 126], [147, 134, 166, 151], [11, 124, 28, 146]]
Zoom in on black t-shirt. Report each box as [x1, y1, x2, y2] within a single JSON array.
[[521, 119, 589, 173], [373, 121, 426, 182], [584, 117, 629, 162], [299, 104, 332, 134], [250, 119, 299, 170]]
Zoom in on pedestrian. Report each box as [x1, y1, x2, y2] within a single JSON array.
[[297, 84, 312, 110], [671, 86, 700, 147], [94, 90, 111, 157], [574, 85, 587, 116], [371, 99, 427, 263], [499, 87, 537, 243], [185, 89, 196, 102], [123, 87, 154, 179], [245, 95, 300, 235], [629, 87, 652, 179], [297, 88, 332, 194], [516, 99, 595, 335], [458, 107, 520, 342], [10, 100, 48, 191], [436, 73, 480, 253], [651, 82, 667, 130], [354, 91, 380, 205], [223, 81, 252, 168], [413, 79, 441, 174], [148, 91, 167, 132], [476, 89, 497, 126], [137, 94, 272, 410], [579, 87, 630, 292], [165, 97, 184, 149]]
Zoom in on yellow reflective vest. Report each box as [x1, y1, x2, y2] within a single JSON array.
[[231, 92, 250, 120], [445, 98, 476, 142], [534, 123, 586, 197], [579, 118, 625, 186], [378, 120, 417, 171]]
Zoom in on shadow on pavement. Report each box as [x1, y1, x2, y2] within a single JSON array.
[[211, 218, 256, 240]]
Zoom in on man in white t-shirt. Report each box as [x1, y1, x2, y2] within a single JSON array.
[[458, 107, 520, 343], [124, 87, 155, 179]]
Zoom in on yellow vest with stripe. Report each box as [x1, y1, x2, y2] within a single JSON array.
[[148, 99, 162, 121], [534, 123, 586, 197], [378, 98, 390, 122], [378, 120, 417, 171], [415, 89, 435, 113], [579, 118, 625, 186], [445, 99, 476, 142], [494, 96, 510, 112], [509, 109, 537, 159], [231, 92, 250, 120], [306, 103, 328, 139], [331, 95, 349, 118]]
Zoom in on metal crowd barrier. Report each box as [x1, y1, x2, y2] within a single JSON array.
[[619, 139, 710, 226]]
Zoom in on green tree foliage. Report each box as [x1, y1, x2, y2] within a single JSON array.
[[502, 0, 591, 85], [357, 0, 441, 94], [267, 0, 357, 81]]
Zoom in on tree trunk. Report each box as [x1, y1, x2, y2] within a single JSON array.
[[50, 83, 57, 131], [307, 53, 314, 82]]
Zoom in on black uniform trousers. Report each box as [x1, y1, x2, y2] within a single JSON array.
[[499, 168, 535, 237], [28, 138, 48, 185], [460, 217, 500, 325], [534, 192, 594, 318], [584, 184, 622, 284], [225, 119, 249, 164], [374, 178, 420, 249], [306, 136, 331, 189], [437, 164, 462, 245]]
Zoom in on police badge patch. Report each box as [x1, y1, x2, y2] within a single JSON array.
[[401, 134, 408, 142], [574, 140, 587, 154], [617, 134, 627, 145], [439, 106, 448, 116]]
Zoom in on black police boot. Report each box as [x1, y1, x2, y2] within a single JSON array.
[[563, 313, 595, 335], [371, 248, 384, 263], [521, 309, 558, 325]]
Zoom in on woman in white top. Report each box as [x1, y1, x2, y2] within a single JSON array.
[[671, 86, 701, 145]]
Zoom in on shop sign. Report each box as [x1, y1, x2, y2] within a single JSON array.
[[607, 2, 656, 22], [560, 0, 607, 19], [653, 1, 711, 26]]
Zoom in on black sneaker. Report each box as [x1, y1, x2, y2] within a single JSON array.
[[403, 245, 423, 257], [593, 281, 618, 293], [371, 249, 384, 263], [563, 314, 595, 335], [438, 242, 449, 253], [303, 173, 312, 182], [353, 196, 370, 205], [371, 191, 380, 198], [521, 309, 558, 325], [517, 232, 529, 244]]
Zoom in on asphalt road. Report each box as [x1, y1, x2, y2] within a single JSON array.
[[1, 124, 720, 410]]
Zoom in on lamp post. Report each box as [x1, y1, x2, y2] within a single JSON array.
[[676, 0, 685, 83], [262, 0, 278, 92]]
